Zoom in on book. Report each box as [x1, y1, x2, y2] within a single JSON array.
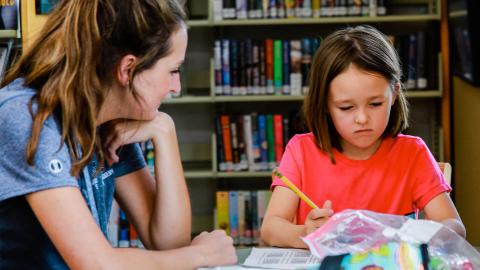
[[35, 0, 59, 14], [273, 40, 283, 94], [228, 191, 239, 244], [215, 191, 230, 234], [0, 0, 19, 30], [0, 40, 13, 83]]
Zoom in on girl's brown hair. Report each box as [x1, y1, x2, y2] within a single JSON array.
[[302, 25, 409, 163], [2, 0, 186, 176]]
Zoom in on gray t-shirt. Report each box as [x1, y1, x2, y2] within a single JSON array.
[[0, 79, 146, 269]]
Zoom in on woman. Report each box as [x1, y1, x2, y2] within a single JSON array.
[[0, 0, 236, 269]]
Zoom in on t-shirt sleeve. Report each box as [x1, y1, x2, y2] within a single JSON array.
[[411, 138, 451, 210], [271, 136, 303, 191], [0, 99, 77, 201], [111, 143, 146, 178]]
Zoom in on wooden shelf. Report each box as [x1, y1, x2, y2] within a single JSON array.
[[184, 169, 272, 179], [0, 30, 19, 38], [187, 14, 440, 27]]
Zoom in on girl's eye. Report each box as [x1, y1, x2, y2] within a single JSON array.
[[171, 69, 181, 74], [339, 106, 353, 111], [370, 102, 383, 107]]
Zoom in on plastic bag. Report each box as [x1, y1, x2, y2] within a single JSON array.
[[302, 209, 480, 270]]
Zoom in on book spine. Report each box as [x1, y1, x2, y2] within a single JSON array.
[[273, 40, 283, 95], [282, 40, 291, 95], [220, 115, 234, 171], [214, 40, 223, 95], [243, 114, 256, 171], [257, 114, 268, 171], [301, 38, 312, 94], [236, 115, 248, 170], [230, 40, 240, 95], [216, 191, 230, 234], [213, 0, 224, 20], [229, 191, 239, 245], [230, 118, 240, 170], [406, 33, 417, 90], [285, 0, 296, 18], [266, 114, 276, 170], [239, 40, 248, 95], [290, 40, 303, 95], [236, 0, 248, 19], [215, 116, 227, 172], [252, 40, 261, 94], [259, 42, 267, 94], [265, 39, 275, 94], [312, 0, 321, 17], [222, 39, 232, 95], [416, 31, 427, 89], [274, 114, 284, 164], [223, 0, 237, 19]]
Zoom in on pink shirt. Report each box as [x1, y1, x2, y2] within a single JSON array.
[[271, 133, 451, 225]]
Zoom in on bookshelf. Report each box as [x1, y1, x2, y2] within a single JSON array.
[[165, 0, 451, 237], [19, 0, 451, 240]]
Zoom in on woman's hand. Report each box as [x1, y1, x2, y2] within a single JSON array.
[[191, 230, 237, 267], [304, 200, 334, 235], [101, 111, 176, 165]]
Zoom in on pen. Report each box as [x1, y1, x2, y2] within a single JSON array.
[[272, 169, 319, 209]]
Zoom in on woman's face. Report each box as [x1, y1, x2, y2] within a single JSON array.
[[129, 26, 188, 120]]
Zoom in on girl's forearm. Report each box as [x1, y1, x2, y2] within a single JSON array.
[[261, 216, 307, 248], [441, 218, 466, 238]]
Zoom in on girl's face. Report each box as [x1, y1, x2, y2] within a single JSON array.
[[327, 64, 397, 160], [130, 26, 188, 120]]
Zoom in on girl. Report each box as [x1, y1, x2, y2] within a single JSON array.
[[0, 0, 236, 269], [261, 25, 466, 248]]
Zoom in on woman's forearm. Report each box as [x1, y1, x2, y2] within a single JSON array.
[[150, 130, 191, 249]]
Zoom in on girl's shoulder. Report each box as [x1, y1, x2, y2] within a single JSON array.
[[287, 132, 317, 147], [390, 134, 428, 150]]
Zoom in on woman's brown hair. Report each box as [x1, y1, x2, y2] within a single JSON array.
[[2, 0, 186, 176], [302, 25, 409, 163]]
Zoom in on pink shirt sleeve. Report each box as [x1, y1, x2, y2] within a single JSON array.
[[271, 136, 303, 191], [411, 139, 451, 210]]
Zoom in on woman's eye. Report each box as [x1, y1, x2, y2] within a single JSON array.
[[171, 69, 181, 74]]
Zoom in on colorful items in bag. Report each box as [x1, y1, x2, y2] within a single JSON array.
[[318, 242, 429, 270]]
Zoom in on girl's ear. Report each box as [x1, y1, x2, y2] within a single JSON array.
[[391, 82, 400, 105], [116, 54, 137, 87]]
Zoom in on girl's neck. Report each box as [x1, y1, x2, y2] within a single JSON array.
[[340, 139, 383, 160]]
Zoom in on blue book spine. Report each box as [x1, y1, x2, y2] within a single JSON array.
[[229, 191, 239, 245], [257, 114, 268, 171]]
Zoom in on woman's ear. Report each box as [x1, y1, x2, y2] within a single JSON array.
[[116, 54, 137, 87]]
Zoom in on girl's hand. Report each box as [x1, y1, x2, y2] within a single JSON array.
[[191, 230, 237, 267], [101, 112, 176, 165], [304, 200, 334, 235]]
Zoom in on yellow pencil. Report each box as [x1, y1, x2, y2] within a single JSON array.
[[272, 169, 319, 209]]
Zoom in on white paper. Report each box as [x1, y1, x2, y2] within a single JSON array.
[[242, 247, 321, 270]]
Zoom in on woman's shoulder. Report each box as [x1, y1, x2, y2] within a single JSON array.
[[0, 79, 61, 141]]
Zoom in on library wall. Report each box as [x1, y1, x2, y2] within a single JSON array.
[[453, 76, 480, 246]]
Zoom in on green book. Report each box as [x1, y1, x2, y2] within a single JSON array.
[[273, 40, 283, 94]]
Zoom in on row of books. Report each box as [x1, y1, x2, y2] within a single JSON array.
[[213, 0, 386, 21], [107, 201, 145, 248], [214, 38, 321, 96], [215, 190, 272, 246], [215, 113, 305, 172], [391, 31, 432, 90]]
